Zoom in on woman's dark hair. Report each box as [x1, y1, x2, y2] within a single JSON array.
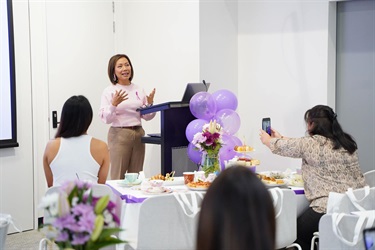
[[197, 166, 276, 250], [304, 104, 357, 154], [55, 95, 93, 138], [107, 54, 134, 84]]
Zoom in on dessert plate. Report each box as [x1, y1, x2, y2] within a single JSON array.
[[187, 186, 209, 191]]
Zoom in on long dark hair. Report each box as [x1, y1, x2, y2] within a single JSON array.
[[197, 166, 276, 250], [107, 54, 134, 84], [304, 104, 357, 154], [55, 95, 93, 138]]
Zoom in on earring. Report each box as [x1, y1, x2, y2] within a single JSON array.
[[113, 74, 117, 82]]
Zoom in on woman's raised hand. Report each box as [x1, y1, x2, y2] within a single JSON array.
[[147, 88, 156, 105], [112, 89, 128, 107]]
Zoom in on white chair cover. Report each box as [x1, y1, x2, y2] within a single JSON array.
[[319, 186, 375, 250], [129, 193, 204, 250], [269, 188, 301, 249], [319, 212, 375, 250]]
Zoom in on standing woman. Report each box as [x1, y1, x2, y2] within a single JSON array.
[[259, 104, 366, 249], [99, 54, 156, 180], [43, 95, 110, 187]]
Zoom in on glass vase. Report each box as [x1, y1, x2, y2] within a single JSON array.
[[201, 153, 221, 176]]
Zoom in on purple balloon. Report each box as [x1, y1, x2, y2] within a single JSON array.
[[212, 89, 238, 111], [185, 119, 207, 142], [215, 109, 241, 135], [189, 92, 216, 120], [187, 143, 202, 164], [231, 136, 243, 146], [219, 135, 237, 162]]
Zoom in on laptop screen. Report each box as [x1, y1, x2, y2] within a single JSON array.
[[181, 82, 210, 103]]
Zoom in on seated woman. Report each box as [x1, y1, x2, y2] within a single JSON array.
[[196, 166, 275, 250], [43, 95, 109, 187], [259, 104, 366, 249]]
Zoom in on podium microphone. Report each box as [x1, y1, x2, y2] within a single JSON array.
[[202, 80, 208, 92]]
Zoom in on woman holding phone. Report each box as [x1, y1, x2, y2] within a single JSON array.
[[259, 104, 366, 249]]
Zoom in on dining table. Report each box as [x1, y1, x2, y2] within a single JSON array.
[[106, 177, 309, 249]]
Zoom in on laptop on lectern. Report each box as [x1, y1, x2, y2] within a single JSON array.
[[181, 82, 211, 103], [146, 82, 211, 138]]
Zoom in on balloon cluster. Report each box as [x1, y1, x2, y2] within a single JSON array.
[[186, 89, 242, 169]]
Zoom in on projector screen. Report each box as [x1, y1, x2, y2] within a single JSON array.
[[0, 0, 18, 148]]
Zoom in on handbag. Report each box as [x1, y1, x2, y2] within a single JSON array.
[[331, 210, 375, 247], [322, 186, 375, 249], [327, 186, 375, 214]]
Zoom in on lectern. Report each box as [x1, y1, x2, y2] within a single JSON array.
[[140, 102, 196, 175]]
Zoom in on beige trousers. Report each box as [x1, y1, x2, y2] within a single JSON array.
[[107, 126, 145, 180]]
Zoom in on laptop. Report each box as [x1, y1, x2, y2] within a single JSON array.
[[146, 82, 210, 138], [181, 82, 211, 103]]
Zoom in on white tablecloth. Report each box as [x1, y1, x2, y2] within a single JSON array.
[[106, 180, 309, 249]]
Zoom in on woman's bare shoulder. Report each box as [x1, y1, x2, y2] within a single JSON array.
[[91, 137, 108, 151], [45, 138, 61, 151]]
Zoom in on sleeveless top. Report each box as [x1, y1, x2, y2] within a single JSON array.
[[50, 134, 100, 186]]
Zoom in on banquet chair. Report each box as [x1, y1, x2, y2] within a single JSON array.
[[364, 170, 375, 187], [269, 188, 302, 250], [311, 186, 375, 250], [318, 213, 375, 250], [125, 193, 204, 250]]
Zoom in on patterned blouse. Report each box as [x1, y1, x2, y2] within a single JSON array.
[[270, 135, 366, 213]]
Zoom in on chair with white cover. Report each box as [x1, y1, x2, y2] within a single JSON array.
[[124, 192, 204, 250], [364, 170, 375, 187], [269, 188, 302, 250], [313, 186, 375, 250], [318, 212, 375, 250]]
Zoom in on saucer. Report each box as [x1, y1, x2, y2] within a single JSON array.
[[118, 179, 142, 187]]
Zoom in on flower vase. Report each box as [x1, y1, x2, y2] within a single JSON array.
[[201, 153, 221, 177]]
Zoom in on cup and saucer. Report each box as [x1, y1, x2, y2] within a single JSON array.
[[118, 173, 142, 187], [143, 180, 172, 194]]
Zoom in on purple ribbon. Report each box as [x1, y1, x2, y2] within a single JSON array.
[[293, 189, 305, 195], [122, 195, 147, 203], [107, 184, 147, 203]]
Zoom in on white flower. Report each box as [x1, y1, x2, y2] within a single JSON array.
[[39, 192, 60, 217], [59, 193, 70, 217]]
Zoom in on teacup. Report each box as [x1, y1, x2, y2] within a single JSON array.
[[194, 171, 206, 181], [206, 173, 217, 183], [125, 173, 138, 183], [183, 172, 195, 184], [149, 179, 163, 188]]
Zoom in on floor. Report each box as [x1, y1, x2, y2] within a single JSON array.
[[3, 230, 57, 250]]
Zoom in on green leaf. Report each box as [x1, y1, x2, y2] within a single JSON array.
[[98, 228, 124, 240]]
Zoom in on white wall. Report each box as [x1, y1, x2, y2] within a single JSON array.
[[0, 0, 34, 233], [237, 1, 332, 172], [1, 0, 335, 231], [199, 0, 238, 94], [114, 0, 201, 177]]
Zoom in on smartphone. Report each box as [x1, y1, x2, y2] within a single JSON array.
[[262, 117, 271, 136], [363, 227, 375, 250]]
